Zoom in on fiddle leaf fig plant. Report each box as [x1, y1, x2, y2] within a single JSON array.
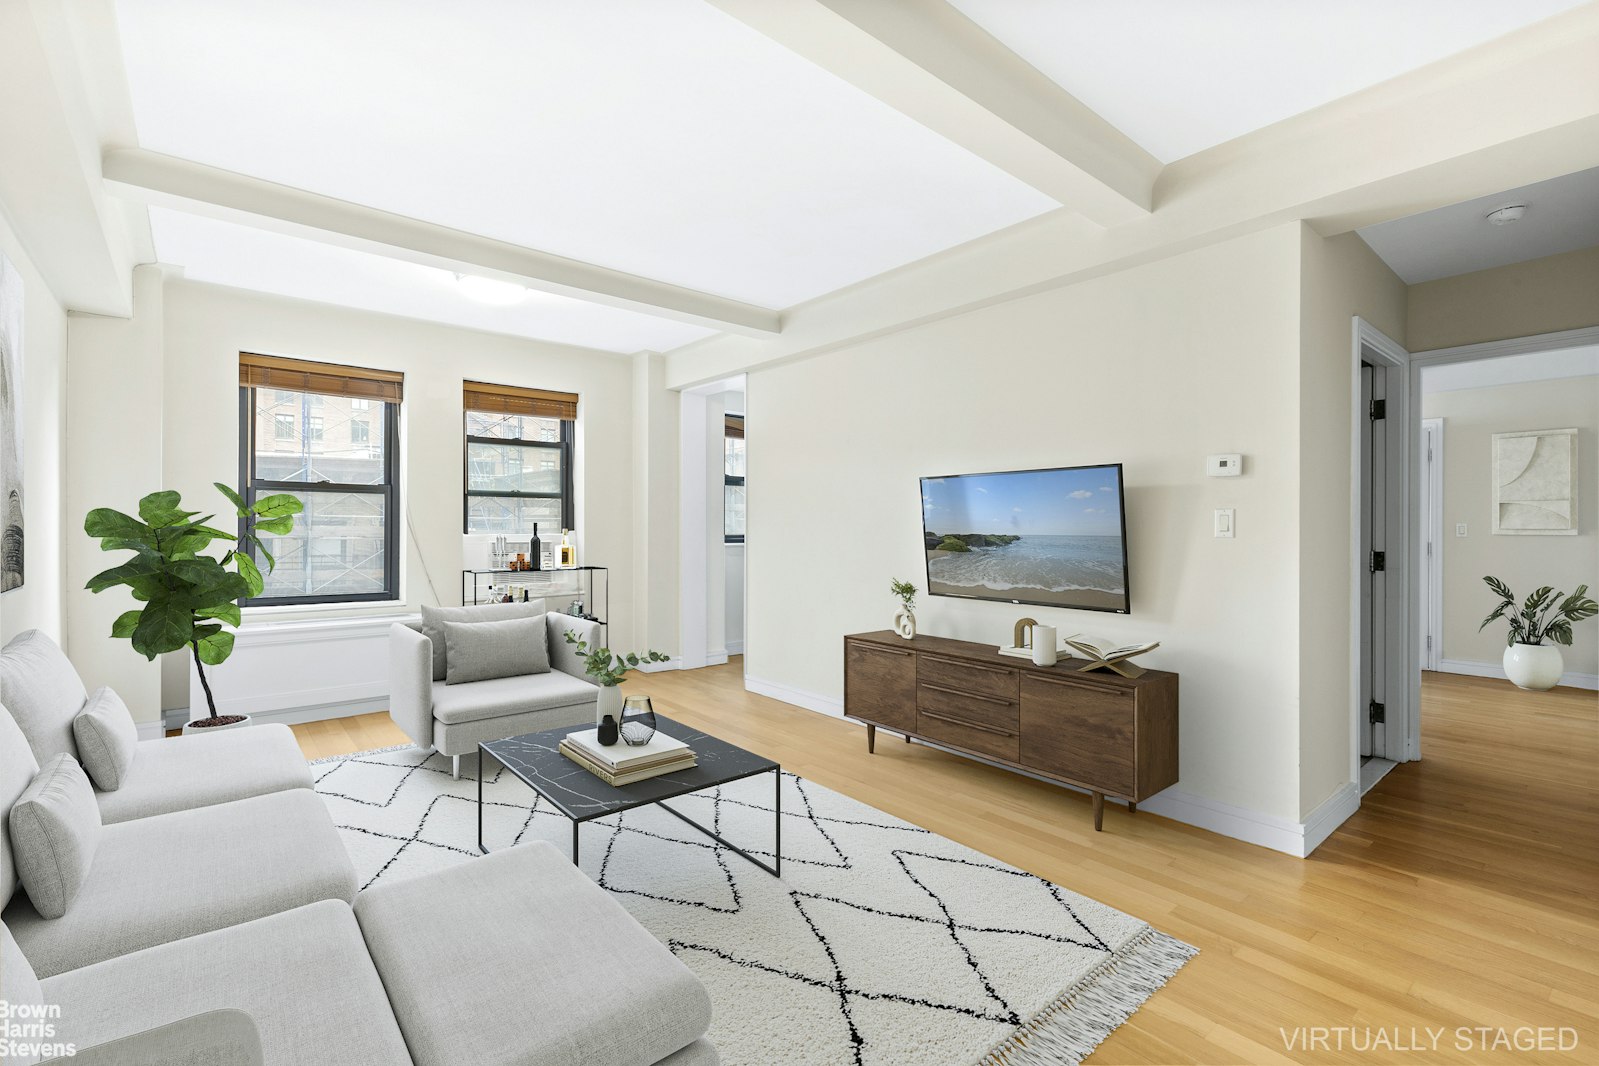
[[562, 631, 670, 687], [1478, 576, 1597, 647], [84, 483, 303, 724]]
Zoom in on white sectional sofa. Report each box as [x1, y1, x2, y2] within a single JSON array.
[[0, 630, 717, 1065]]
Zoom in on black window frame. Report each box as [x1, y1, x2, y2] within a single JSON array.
[[238, 385, 401, 606], [462, 414, 575, 535], [724, 419, 744, 544]]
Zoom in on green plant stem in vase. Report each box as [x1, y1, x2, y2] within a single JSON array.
[[563, 631, 671, 729], [890, 578, 918, 639]]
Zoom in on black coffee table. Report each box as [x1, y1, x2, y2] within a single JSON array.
[[478, 714, 781, 876]]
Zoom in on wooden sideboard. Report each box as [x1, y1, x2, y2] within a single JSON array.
[[843, 631, 1178, 830]]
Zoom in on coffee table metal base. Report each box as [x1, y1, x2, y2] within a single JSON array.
[[477, 754, 782, 878]]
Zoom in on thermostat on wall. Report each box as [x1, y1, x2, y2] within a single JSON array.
[[1207, 454, 1243, 477]]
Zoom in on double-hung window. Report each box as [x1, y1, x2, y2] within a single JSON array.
[[238, 353, 403, 604], [463, 381, 576, 534], [724, 414, 745, 543]]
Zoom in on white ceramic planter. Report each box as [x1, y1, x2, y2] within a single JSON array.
[[182, 713, 252, 736], [595, 685, 624, 726], [1503, 643, 1563, 691], [894, 609, 917, 640]]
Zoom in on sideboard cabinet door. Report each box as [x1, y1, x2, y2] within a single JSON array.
[[1020, 676, 1136, 796], [845, 641, 917, 733]]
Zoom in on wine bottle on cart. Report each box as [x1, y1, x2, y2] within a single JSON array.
[[529, 524, 542, 571]]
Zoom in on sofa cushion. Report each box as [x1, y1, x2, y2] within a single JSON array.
[[429, 670, 597, 726], [354, 841, 712, 1066], [1, 923, 46, 1066], [5, 788, 355, 977], [71, 687, 138, 793], [0, 631, 88, 764], [442, 615, 550, 685], [53, 1010, 263, 1066], [39, 901, 413, 1066], [9, 755, 100, 920], [94, 723, 313, 825], [420, 601, 546, 681], [1, 706, 41, 907]]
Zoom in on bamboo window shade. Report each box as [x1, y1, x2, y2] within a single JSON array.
[[238, 353, 404, 403], [463, 381, 579, 421], [725, 415, 744, 439]]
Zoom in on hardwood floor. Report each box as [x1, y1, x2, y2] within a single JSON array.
[[292, 665, 1598, 1064]]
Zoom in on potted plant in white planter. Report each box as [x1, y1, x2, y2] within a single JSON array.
[[562, 631, 670, 727], [84, 484, 303, 732], [1478, 577, 1597, 691]]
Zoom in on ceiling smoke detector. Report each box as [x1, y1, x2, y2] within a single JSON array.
[[1485, 204, 1527, 226]]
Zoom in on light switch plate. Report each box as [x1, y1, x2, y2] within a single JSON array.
[[1214, 508, 1235, 538], [1455, 523, 1468, 537], [1207, 454, 1243, 477]]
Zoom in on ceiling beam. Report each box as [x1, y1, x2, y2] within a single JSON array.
[[666, 4, 1599, 388], [705, 0, 1159, 226], [0, 0, 140, 316], [102, 148, 782, 336]]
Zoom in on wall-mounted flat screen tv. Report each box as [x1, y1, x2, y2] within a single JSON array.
[[920, 464, 1130, 614]]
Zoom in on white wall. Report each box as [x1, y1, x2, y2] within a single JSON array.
[[0, 203, 67, 647], [725, 543, 745, 655], [747, 225, 1310, 823], [1297, 229, 1408, 813], [1423, 375, 1599, 677], [62, 266, 166, 717]]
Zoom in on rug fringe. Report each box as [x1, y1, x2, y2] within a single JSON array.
[[308, 743, 421, 766], [976, 927, 1197, 1066]]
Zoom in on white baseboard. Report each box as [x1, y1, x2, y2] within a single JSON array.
[[633, 657, 682, 674], [1139, 781, 1359, 858], [744, 675, 845, 718], [726, 640, 744, 655], [163, 697, 391, 732], [1438, 657, 1598, 691]]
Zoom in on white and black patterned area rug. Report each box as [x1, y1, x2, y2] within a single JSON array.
[[313, 746, 1195, 1066]]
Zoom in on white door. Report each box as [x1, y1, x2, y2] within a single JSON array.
[[1359, 363, 1388, 758], [1419, 419, 1444, 671]]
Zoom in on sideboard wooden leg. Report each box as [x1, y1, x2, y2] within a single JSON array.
[[867, 723, 876, 754], [1092, 791, 1104, 831], [905, 733, 911, 743], [1128, 801, 1137, 814]]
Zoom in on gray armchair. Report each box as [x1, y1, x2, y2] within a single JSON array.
[[389, 607, 601, 777]]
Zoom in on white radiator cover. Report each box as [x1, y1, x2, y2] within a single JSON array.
[[186, 614, 417, 727]]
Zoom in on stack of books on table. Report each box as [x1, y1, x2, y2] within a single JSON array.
[[560, 728, 696, 786]]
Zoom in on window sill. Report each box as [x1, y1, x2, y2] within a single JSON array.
[[241, 599, 408, 622]]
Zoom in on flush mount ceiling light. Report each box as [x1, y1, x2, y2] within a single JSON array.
[[1485, 203, 1528, 226], [453, 272, 531, 306]]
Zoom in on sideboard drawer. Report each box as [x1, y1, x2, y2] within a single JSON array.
[[845, 640, 917, 733], [917, 705, 1020, 763], [917, 680, 1019, 735], [918, 654, 1018, 704], [1020, 676, 1135, 796]]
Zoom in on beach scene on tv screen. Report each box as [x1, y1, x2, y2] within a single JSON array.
[[921, 466, 1126, 611]]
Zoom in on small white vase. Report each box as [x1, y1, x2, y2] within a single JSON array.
[[1503, 644, 1563, 691], [182, 713, 252, 736], [894, 609, 917, 640], [596, 685, 624, 726], [1031, 624, 1058, 666]]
